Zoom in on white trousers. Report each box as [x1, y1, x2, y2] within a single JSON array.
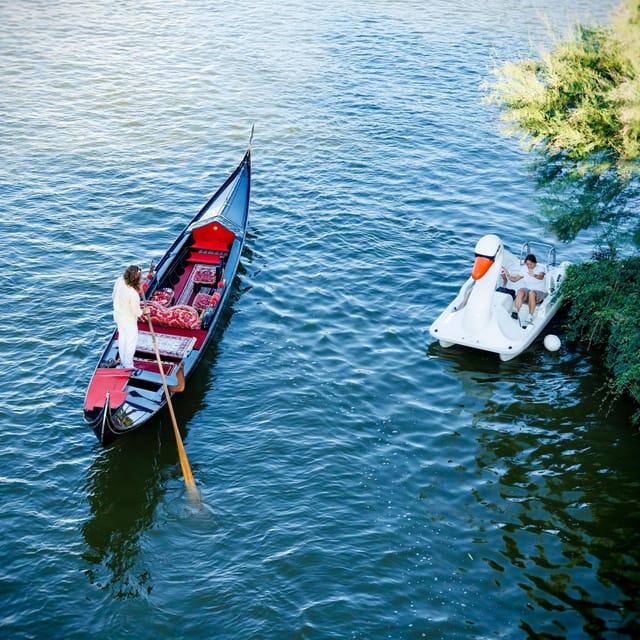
[[118, 322, 138, 368]]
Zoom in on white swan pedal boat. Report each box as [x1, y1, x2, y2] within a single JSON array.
[[429, 234, 570, 361]]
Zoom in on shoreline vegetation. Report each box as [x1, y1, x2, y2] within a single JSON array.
[[485, 0, 640, 424]]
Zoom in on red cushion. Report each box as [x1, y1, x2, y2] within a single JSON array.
[[147, 301, 200, 330], [151, 288, 174, 307], [193, 293, 212, 311], [192, 267, 217, 285]]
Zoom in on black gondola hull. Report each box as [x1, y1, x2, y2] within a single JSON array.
[[84, 139, 252, 445]]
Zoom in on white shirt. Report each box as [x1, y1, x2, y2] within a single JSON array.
[[112, 276, 143, 326], [518, 264, 546, 292]]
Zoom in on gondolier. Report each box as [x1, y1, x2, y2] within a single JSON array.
[[112, 264, 149, 368]]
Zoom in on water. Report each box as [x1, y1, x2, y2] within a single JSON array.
[[1, 1, 638, 638]]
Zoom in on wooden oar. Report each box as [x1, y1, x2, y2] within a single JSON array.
[[141, 290, 200, 506]]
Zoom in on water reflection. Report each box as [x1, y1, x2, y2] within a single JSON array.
[[80, 260, 242, 598], [81, 426, 168, 599], [532, 153, 640, 252], [80, 345, 223, 599], [429, 339, 640, 636]]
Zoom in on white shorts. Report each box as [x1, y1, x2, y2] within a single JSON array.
[[518, 288, 547, 304]]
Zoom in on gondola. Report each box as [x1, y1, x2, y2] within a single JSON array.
[[84, 136, 252, 445]]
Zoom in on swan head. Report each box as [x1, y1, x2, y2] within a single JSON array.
[[471, 234, 503, 281]]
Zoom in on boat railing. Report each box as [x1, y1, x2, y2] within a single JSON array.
[[519, 240, 557, 267]]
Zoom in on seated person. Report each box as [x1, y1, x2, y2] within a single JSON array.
[[501, 254, 546, 324]]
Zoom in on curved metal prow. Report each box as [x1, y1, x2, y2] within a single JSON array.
[[100, 393, 111, 445]]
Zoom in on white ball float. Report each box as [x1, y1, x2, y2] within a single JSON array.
[[544, 334, 561, 352]]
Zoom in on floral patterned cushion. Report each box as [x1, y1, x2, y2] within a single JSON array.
[[192, 266, 217, 285], [150, 288, 174, 307], [147, 301, 200, 330], [193, 293, 212, 311], [193, 292, 223, 312]]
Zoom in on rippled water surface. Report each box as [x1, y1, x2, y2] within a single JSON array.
[[2, 1, 638, 638]]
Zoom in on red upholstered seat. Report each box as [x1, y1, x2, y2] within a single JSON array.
[[191, 240, 231, 252], [191, 222, 235, 251], [186, 252, 222, 265]]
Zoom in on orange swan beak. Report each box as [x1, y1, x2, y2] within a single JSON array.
[[471, 255, 494, 280]]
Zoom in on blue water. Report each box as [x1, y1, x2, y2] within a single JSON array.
[[1, 1, 638, 638]]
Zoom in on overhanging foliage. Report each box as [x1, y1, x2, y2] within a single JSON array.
[[485, 1, 640, 170]]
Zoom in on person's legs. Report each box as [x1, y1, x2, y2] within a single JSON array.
[[118, 323, 138, 368], [515, 288, 526, 312], [528, 291, 537, 315]]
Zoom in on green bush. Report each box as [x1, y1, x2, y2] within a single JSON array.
[[485, 1, 640, 171], [561, 257, 640, 422]]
